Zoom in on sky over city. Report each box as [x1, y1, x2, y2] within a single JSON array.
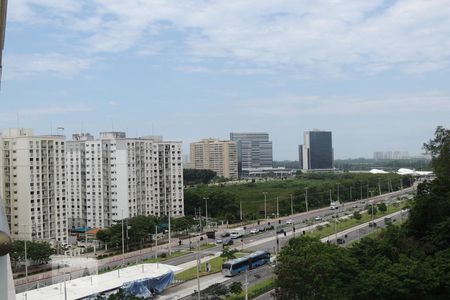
[[2, 0, 450, 159]]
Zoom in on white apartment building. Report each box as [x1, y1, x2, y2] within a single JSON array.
[[190, 138, 238, 179], [66, 132, 184, 229], [0, 128, 67, 243]]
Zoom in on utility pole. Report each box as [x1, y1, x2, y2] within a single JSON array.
[[305, 187, 309, 212], [245, 269, 249, 300], [204, 197, 208, 228], [276, 196, 279, 218], [263, 192, 267, 219], [240, 201, 243, 222], [168, 207, 172, 256], [199, 207, 202, 233], [337, 183, 340, 202], [155, 225, 159, 269], [290, 194, 294, 216], [196, 240, 201, 300], [121, 210, 125, 268], [378, 180, 381, 195]]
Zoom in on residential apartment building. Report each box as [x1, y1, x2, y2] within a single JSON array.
[[300, 130, 334, 171], [66, 132, 184, 229], [230, 132, 273, 174], [0, 128, 67, 243], [190, 138, 238, 179]]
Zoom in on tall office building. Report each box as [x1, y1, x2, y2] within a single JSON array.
[[0, 128, 67, 243], [230, 132, 273, 173], [190, 138, 238, 179], [66, 132, 184, 229], [300, 130, 334, 170]]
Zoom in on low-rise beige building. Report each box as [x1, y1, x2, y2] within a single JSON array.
[[190, 138, 238, 179]]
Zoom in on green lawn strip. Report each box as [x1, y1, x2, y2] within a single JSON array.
[[226, 277, 275, 300], [199, 243, 216, 250], [176, 252, 246, 282], [308, 204, 402, 239], [142, 250, 189, 263]]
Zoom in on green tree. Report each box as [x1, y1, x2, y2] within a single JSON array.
[[183, 169, 217, 185], [423, 126, 450, 180], [353, 211, 362, 220], [275, 236, 358, 299], [365, 204, 378, 216], [377, 202, 387, 212], [220, 248, 237, 260], [229, 281, 243, 294]]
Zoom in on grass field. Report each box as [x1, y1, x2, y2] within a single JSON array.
[[226, 277, 275, 300]]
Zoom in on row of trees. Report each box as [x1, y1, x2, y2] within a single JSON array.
[[96, 215, 198, 250], [10, 241, 54, 267], [275, 126, 450, 299], [184, 172, 413, 223], [183, 169, 217, 185]]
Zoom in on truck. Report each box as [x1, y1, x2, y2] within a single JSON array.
[[230, 227, 246, 239], [330, 201, 341, 210]]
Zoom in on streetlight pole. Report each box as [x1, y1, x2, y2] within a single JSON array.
[[168, 207, 172, 256], [290, 194, 294, 216], [121, 210, 125, 268], [378, 180, 381, 195], [305, 187, 309, 212], [337, 183, 340, 202], [350, 186, 352, 201], [245, 269, 249, 300], [204, 197, 208, 229], [276, 196, 279, 218], [263, 192, 267, 219], [155, 225, 159, 269], [196, 240, 201, 300], [240, 201, 243, 223]]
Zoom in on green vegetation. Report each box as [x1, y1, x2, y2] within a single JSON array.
[[275, 126, 450, 299], [185, 173, 412, 222], [96, 215, 197, 251], [184, 168, 217, 185], [11, 240, 54, 267], [226, 278, 275, 300], [308, 204, 401, 239], [142, 250, 188, 263]]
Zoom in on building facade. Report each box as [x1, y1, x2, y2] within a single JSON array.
[[300, 130, 333, 170], [66, 132, 184, 230], [190, 138, 238, 179], [0, 128, 67, 243], [230, 132, 273, 174]]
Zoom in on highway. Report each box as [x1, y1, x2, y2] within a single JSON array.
[[15, 186, 415, 295]]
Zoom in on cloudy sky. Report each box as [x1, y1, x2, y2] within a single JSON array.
[[2, 0, 450, 159]]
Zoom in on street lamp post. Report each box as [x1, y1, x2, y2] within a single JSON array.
[[305, 187, 309, 212], [263, 192, 267, 219], [204, 197, 209, 229], [290, 194, 294, 216]]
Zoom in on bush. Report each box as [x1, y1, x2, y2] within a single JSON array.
[[353, 211, 362, 220]]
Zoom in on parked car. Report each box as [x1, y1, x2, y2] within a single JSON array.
[[215, 238, 223, 244]]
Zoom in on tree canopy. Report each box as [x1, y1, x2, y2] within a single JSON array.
[[275, 126, 450, 299]]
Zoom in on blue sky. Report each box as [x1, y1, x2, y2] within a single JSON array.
[[2, 0, 450, 159]]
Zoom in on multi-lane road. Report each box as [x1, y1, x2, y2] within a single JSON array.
[[15, 185, 415, 295]]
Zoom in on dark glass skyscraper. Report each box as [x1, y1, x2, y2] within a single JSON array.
[[300, 130, 333, 170], [230, 132, 273, 173]]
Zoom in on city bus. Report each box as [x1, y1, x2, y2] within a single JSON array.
[[222, 251, 271, 276]]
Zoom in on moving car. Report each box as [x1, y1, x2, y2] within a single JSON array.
[[286, 219, 293, 224], [337, 238, 346, 245], [250, 228, 259, 234], [224, 239, 234, 246], [314, 216, 323, 221]]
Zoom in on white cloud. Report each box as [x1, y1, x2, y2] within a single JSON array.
[[4, 53, 93, 79], [8, 0, 450, 75]]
